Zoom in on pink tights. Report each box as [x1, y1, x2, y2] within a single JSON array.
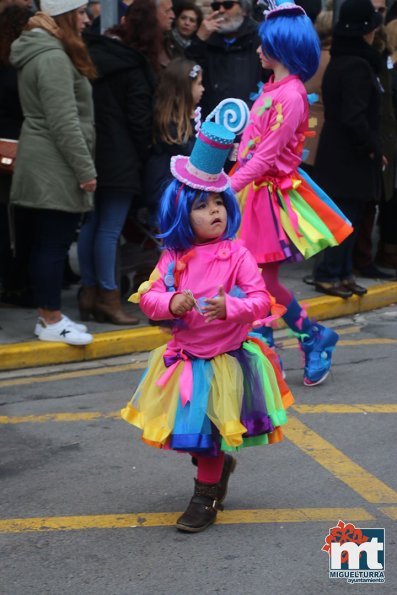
[[261, 261, 293, 306], [194, 452, 225, 484]]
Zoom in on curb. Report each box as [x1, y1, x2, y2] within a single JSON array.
[[1, 282, 396, 372]]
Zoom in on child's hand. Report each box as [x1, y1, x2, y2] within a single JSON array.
[[170, 293, 195, 317], [203, 286, 226, 322]]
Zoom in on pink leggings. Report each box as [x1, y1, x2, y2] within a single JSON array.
[[261, 261, 293, 306], [194, 453, 225, 484]]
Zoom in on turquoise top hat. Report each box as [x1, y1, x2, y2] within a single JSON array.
[[171, 121, 235, 192]]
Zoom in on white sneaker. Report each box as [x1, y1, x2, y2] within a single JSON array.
[[34, 315, 87, 337], [37, 318, 93, 346]]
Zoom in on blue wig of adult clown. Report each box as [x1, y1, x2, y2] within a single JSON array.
[[157, 179, 241, 251], [259, 8, 320, 82]]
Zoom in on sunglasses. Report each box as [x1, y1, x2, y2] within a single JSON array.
[[211, 1, 240, 11]]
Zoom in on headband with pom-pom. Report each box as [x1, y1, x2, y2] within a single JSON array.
[[259, 0, 306, 20]]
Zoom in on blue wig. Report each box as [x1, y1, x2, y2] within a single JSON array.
[[157, 180, 241, 251], [259, 14, 320, 82]]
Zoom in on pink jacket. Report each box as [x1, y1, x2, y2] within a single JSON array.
[[231, 75, 309, 193], [140, 239, 271, 358]]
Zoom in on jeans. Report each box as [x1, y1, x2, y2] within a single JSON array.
[[315, 199, 365, 283], [21, 207, 80, 310], [78, 188, 133, 290]]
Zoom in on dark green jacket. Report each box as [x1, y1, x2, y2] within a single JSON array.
[[10, 30, 96, 212]]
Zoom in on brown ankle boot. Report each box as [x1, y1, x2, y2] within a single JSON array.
[[176, 480, 224, 533], [77, 285, 98, 321], [95, 288, 139, 326]]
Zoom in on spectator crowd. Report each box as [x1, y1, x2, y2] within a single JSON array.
[[1, 0, 397, 345]]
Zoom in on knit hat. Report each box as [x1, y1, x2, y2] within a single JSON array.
[[334, 0, 382, 37], [41, 0, 85, 16], [171, 122, 235, 192]]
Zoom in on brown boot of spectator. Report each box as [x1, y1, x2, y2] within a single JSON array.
[[78, 285, 98, 321], [95, 287, 139, 325]]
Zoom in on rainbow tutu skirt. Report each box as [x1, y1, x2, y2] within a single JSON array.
[[236, 167, 353, 264], [121, 337, 294, 456]]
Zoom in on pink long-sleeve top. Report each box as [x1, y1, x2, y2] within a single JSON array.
[[231, 75, 309, 193], [139, 239, 271, 359]]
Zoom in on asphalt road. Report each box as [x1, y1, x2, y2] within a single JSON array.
[[1, 307, 396, 594]]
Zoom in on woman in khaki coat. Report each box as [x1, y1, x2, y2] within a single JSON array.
[[10, 0, 97, 345]]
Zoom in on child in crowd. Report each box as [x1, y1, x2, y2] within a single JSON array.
[[122, 122, 294, 533], [230, 0, 353, 386], [144, 57, 204, 222]]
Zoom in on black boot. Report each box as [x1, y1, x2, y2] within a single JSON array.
[[175, 480, 224, 533], [190, 454, 237, 503]]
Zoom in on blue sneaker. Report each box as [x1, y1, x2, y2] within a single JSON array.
[[300, 324, 339, 386]]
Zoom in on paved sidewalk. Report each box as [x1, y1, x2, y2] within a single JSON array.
[[1, 259, 396, 371]]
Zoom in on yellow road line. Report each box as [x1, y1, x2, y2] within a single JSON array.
[[338, 338, 397, 346], [0, 411, 120, 424], [293, 404, 397, 414], [378, 507, 397, 520], [328, 325, 360, 335], [2, 403, 397, 425], [0, 507, 374, 533], [284, 416, 397, 504], [282, 338, 396, 349], [0, 361, 146, 389], [281, 325, 360, 347]]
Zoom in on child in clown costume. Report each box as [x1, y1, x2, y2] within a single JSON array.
[[231, 0, 353, 386], [122, 121, 294, 533]]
